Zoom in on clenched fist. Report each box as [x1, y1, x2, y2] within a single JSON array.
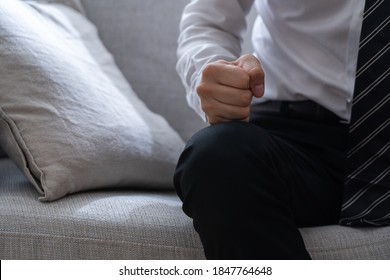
[[197, 54, 264, 124]]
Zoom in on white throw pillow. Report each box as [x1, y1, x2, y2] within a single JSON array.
[[0, 0, 185, 201], [24, 0, 85, 13]]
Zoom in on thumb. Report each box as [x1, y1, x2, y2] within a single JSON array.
[[235, 54, 265, 98]]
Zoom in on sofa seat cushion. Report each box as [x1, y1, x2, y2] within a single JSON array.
[[0, 158, 389, 259], [300, 225, 390, 259], [0, 159, 204, 259]]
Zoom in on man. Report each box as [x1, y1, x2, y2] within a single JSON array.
[[174, 0, 389, 259]]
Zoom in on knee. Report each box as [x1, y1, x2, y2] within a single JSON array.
[[177, 121, 272, 171], [173, 121, 275, 200]]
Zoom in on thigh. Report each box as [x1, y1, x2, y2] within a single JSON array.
[[174, 121, 314, 259], [176, 117, 348, 227], [250, 113, 349, 227], [174, 119, 348, 259]]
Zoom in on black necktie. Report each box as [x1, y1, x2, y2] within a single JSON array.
[[340, 0, 390, 226]]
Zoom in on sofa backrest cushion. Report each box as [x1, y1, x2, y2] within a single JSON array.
[[0, 0, 184, 201], [80, 0, 207, 141]]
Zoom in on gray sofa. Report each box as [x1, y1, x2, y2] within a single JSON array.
[[0, 0, 389, 260]]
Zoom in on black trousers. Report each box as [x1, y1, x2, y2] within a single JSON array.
[[174, 107, 349, 259]]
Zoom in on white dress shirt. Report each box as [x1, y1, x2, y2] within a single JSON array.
[[176, 0, 365, 122]]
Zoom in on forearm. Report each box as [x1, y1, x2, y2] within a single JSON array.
[[176, 0, 254, 120]]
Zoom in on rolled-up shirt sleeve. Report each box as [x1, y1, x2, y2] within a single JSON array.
[[176, 0, 255, 121]]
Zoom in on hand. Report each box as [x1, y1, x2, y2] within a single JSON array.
[[197, 54, 264, 124]]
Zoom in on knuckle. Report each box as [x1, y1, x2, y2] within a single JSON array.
[[196, 82, 208, 96], [238, 106, 250, 119], [241, 73, 251, 87], [202, 63, 219, 77], [215, 59, 227, 64], [241, 92, 252, 105], [249, 67, 265, 80], [200, 101, 213, 114], [236, 72, 250, 89]]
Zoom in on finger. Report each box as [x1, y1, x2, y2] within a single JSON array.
[[234, 54, 265, 98], [247, 67, 265, 98], [202, 99, 250, 122], [202, 62, 250, 89], [197, 82, 253, 107]]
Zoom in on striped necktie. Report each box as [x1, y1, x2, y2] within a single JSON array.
[[340, 0, 390, 226]]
